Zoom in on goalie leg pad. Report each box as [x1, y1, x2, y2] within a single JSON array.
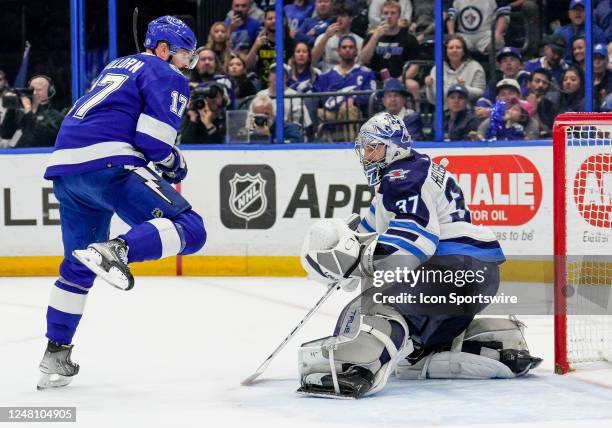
[[395, 316, 542, 379], [396, 351, 517, 380], [298, 302, 413, 399]]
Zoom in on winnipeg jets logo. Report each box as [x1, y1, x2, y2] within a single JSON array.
[[229, 173, 267, 221], [459, 6, 483, 32], [127, 166, 172, 204], [385, 169, 409, 181]]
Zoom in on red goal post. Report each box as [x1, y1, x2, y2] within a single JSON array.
[[553, 113, 612, 374]]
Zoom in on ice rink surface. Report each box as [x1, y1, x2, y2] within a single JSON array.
[[2, 276, 612, 428]]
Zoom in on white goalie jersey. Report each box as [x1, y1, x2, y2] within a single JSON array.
[[358, 149, 505, 270]]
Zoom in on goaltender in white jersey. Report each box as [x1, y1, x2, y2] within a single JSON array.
[[299, 112, 541, 399]]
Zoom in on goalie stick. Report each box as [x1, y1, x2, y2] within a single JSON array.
[[241, 213, 361, 385]]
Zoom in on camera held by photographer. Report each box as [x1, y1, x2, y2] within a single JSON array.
[[1, 75, 63, 148], [180, 82, 226, 144]]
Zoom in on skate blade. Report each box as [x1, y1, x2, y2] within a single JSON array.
[[73, 249, 132, 291], [37, 373, 74, 390], [296, 388, 357, 400]]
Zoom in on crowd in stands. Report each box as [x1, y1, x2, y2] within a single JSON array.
[[3, 0, 612, 146]]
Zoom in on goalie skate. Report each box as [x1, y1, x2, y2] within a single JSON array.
[[297, 366, 374, 399], [37, 341, 79, 390], [73, 238, 134, 291]]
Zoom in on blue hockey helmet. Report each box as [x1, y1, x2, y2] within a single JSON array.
[[355, 112, 412, 186], [144, 16, 198, 69]]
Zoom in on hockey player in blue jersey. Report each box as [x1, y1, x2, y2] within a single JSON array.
[[298, 112, 541, 399], [37, 16, 206, 390]]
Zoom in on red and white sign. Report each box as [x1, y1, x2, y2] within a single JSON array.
[[433, 154, 543, 226], [573, 153, 612, 229]]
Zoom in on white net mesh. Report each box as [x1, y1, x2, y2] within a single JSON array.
[[564, 124, 612, 365]]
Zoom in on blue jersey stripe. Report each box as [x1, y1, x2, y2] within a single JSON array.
[[44, 156, 147, 179], [378, 235, 429, 263], [360, 217, 375, 233], [385, 227, 420, 243], [389, 220, 439, 246]]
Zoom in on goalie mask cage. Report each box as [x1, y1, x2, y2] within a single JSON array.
[[554, 113, 612, 374]]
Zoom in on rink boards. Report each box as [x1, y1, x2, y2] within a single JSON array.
[[0, 140, 596, 281]]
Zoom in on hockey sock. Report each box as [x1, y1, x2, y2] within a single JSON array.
[[121, 210, 205, 262]]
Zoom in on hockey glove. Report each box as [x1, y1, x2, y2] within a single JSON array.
[[303, 228, 376, 288], [156, 147, 187, 184]]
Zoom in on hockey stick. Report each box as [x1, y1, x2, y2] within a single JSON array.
[[241, 282, 341, 385], [242, 214, 361, 385], [132, 8, 139, 53]]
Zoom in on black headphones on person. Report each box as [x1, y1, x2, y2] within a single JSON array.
[[28, 74, 56, 99]]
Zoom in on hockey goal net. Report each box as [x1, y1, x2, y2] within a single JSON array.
[[554, 113, 612, 374]]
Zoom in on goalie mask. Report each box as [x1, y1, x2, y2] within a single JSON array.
[[355, 112, 412, 187]]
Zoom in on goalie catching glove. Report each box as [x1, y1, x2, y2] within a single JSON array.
[[301, 217, 377, 290], [156, 147, 187, 184]]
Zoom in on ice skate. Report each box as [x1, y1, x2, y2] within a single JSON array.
[[37, 340, 79, 390], [73, 238, 134, 290]]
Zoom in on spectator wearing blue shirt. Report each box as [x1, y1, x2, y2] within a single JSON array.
[[295, 0, 336, 47], [593, 43, 612, 109], [285, 0, 315, 36], [483, 47, 530, 101], [525, 35, 569, 87], [595, 0, 612, 43], [554, 0, 608, 63], [314, 35, 376, 110], [225, 0, 263, 56], [314, 34, 374, 141]]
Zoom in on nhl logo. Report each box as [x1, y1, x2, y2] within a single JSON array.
[[220, 164, 276, 229], [229, 173, 267, 221]]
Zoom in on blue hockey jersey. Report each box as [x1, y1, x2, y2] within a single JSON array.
[[285, 2, 315, 33], [358, 150, 505, 268], [295, 16, 335, 46], [45, 53, 189, 179], [313, 64, 375, 110]]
